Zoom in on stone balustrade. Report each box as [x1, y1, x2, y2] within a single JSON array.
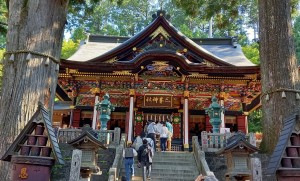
[[108, 133, 126, 181], [57, 127, 121, 145], [201, 131, 257, 152], [192, 136, 218, 180]]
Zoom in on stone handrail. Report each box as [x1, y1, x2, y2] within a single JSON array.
[[57, 127, 121, 145], [201, 131, 256, 152], [57, 128, 82, 143], [192, 136, 218, 180], [108, 133, 127, 181]]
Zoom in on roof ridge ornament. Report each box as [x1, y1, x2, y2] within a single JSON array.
[[152, 10, 171, 21]]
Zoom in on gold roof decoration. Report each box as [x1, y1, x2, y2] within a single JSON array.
[[202, 60, 216, 67], [66, 68, 78, 74], [152, 61, 169, 66], [189, 73, 207, 78], [244, 74, 258, 81], [113, 70, 132, 75], [150, 26, 171, 40], [103, 57, 117, 63]]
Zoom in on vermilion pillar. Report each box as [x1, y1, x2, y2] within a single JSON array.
[[127, 89, 135, 143], [237, 115, 247, 133], [183, 91, 189, 151]]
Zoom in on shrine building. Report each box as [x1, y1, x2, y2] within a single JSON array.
[[54, 11, 261, 149]]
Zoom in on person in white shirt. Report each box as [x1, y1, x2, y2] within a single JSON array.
[[146, 120, 158, 151], [159, 122, 169, 152]]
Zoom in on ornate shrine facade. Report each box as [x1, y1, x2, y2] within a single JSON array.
[[55, 11, 261, 149]]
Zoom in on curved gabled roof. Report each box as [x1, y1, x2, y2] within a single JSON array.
[[65, 14, 255, 68]]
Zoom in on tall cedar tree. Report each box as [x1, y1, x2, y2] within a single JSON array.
[[0, 1, 68, 179], [173, 0, 299, 154], [258, 0, 299, 153]]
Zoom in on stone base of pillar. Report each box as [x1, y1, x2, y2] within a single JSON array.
[[184, 143, 189, 151]]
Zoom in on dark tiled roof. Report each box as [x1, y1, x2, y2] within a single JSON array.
[[1, 103, 65, 164], [67, 15, 254, 66], [266, 114, 297, 175], [68, 125, 107, 149], [217, 131, 259, 154]]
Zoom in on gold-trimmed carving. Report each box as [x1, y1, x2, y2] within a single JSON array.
[[150, 26, 170, 40], [203, 60, 215, 67], [184, 90, 190, 98], [129, 89, 135, 96], [113, 70, 132, 75], [90, 87, 101, 94], [68, 69, 78, 74], [152, 61, 169, 66], [104, 57, 117, 63]]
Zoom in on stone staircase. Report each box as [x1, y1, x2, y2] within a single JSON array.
[[120, 151, 200, 181]]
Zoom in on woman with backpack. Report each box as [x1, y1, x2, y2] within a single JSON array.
[[137, 139, 153, 180]]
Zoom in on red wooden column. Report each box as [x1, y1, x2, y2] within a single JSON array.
[[205, 115, 213, 132], [237, 115, 247, 133], [72, 109, 81, 128]]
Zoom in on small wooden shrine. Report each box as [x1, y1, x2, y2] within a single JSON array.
[[55, 10, 261, 148], [1, 103, 64, 181], [267, 112, 300, 180], [68, 125, 107, 178], [216, 131, 259, 181]]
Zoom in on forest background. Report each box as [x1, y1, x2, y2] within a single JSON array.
[[0, 0, 299, 133]]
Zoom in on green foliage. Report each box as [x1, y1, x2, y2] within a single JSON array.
[[61, 40, 79, 59], [66, 0, 212, 39], [242, 43, 260, 65], [248, 109, 262, 133], [0, 1, 7, 48], [0, 49, 4, 92], [294, 16, 300, 63]]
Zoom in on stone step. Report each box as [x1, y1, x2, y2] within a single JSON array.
[[151, 160, 197, 166], [129, 176, 199, 181], [121, 167, 199, 174], [120, 151, 199, 181], [153, 157, 195, 162]]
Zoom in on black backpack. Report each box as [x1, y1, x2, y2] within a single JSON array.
[[141, 145, 152, 157]]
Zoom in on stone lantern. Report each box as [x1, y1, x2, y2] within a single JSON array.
[[96, 93, 115, 130], [206, 96, 224, 133], [68, 125, 107, 179], [216, 131, 259, 181]]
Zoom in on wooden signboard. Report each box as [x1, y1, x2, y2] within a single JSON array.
[[144, 94, 172, 107]]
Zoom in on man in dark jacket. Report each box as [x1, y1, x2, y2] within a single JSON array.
[[137, 139, 153, 180]]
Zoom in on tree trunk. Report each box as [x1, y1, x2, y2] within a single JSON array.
[[0, 0, 68, 180], [259, 0, 299, 154]]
